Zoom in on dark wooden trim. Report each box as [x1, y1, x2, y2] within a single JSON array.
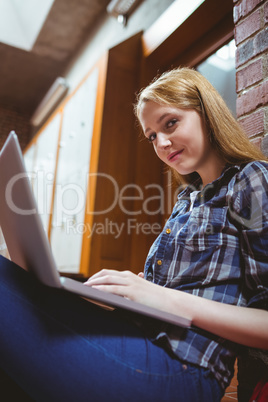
[[143, 0, 234, 77]]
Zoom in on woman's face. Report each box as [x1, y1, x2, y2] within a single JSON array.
[[139, 101, 222, 185]]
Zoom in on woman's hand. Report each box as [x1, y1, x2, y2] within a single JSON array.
[[84, 269, 165, 311]]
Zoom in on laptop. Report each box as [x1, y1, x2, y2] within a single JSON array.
[[0, 131, 191, 328]]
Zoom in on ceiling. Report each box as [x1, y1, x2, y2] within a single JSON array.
[[0, 0, 111, 118]]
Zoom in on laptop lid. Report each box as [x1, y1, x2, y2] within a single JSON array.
[[0, 131, 61, 287]]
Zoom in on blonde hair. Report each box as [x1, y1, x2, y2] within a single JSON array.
[[135, 67, 267, 184]]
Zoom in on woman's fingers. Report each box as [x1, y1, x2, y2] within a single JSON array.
[[83, 269, 147, 301], [84, 269, 139, 287], [88, 284, 132, 299], [85, 269, 122, 281], [84, 273, 128, 287]]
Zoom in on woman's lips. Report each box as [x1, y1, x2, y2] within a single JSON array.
[[167, 149, 184, 161]]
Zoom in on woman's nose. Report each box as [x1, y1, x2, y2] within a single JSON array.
[[157, 133, 171, 149]]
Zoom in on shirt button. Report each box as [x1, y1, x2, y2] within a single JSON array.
[[166, 228, 171, 234], [157, 260, 162, 266]]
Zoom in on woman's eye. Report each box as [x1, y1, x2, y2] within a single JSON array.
[[166, 118, 177, 129], [147, 133, 156, 143]]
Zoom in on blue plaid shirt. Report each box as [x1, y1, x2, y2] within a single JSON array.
[[144, 161, 268, 390]]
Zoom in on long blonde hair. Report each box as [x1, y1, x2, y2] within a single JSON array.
[[135, 67, 267, 184]]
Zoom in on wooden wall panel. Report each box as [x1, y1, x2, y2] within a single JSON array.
[[87, 33, 164, 275]]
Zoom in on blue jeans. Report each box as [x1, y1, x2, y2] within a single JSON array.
[[0, 256, 223, 401]]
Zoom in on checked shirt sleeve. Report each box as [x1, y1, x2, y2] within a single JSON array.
[[229, 161, 268, 310]]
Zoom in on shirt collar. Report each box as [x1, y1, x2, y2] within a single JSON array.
[[177, 163, 241, 200]]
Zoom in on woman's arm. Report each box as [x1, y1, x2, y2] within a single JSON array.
[[168, 285, 268, 349], [84, 269, 268, 350]]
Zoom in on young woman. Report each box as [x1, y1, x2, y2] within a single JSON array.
[[0, 68, 267, 401]]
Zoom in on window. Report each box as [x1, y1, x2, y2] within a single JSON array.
[[0, 0, 55, 51], [197, 39, 236, 116]]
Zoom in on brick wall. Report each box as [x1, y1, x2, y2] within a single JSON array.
[[0, 107, 31, 151], [234, 0, 268, 154], [234, 2, 268, 400]]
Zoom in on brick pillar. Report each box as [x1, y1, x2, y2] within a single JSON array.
[[234, 0, 268, 154], [234, 1, 268, 400]]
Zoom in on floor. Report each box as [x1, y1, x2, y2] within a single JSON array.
[[221, 360, 238, 401]]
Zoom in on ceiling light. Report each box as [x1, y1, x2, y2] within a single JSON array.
[[30, 77, 69, 127], [107, 0, 142, 25]]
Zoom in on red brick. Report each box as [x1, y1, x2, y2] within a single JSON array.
[[238, 108, 264, 137], [236, 80, 268, 117], [233, 0, 263, 24], [236, 58, 263, 91], [236, 37, 255, 67], [236, 28, 268, 67], [236, 38, 255, 67], [235, 9, 261, 45], [254, 27, 268, 56]]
